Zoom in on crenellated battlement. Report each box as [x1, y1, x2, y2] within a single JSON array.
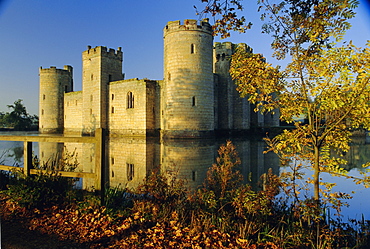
[[236, 43, 253, 53], [164, 19, 212, 35], [83, 45, 123, 60], [214, 42, 253, 54], [39, 65, 73, 75]]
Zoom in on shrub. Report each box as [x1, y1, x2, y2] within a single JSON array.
[[6, 169, 76, 209], [0, 170, 10, 190]]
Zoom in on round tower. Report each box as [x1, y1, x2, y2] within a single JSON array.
[[214, 42, 253, 131], [39, 65, 73, 134], [162, 19, 214, 138]]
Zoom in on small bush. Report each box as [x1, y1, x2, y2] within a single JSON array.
[[6, 169, 76, 209], [0, 170, 10, 190]]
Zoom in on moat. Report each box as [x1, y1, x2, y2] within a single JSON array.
[[1, 131, 370, 220]]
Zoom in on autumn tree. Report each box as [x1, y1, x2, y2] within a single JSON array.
[[198, 0, 370, 203]]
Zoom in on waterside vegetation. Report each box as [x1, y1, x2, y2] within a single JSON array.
[[1, 141, 370, 248], [0, 99, 38, 131], [198, 0, 370, 205]]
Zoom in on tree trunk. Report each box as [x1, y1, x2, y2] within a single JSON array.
[[313, 145, 320, 201]]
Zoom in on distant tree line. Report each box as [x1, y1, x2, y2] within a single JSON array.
[[0, 99, 38, 131]]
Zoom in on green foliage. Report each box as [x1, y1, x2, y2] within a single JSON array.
[[1, 141, 370, 248], [0, 170, 10, 190], [203, 140, 243, 198], [34, 146, 79, 172], [6, 169, 76, 209], [201, 0, 370, 203], [0, 99, 38, 130], [195, 0, 252, 38]]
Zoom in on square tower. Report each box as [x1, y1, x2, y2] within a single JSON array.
[[82, 46, 123, 135]]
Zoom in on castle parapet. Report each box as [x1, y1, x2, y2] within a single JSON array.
[[236, 43, 253, 53], [164, 19, 212, 35], [39, 65, 73, 75], [214, 42, 253, 53], [83, 46, 123, 61]]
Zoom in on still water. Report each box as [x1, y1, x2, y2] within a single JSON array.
[[1, 131, 370, 220]]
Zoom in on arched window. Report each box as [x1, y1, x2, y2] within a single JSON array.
[[127, 92, 134, 109]]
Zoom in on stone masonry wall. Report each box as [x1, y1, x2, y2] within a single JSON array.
[[39, 65, 73, 134], [82, 46, 123, 135], [162, 19, 214, 137], [108, 78, 159, 136], [64, 91, 83, 134]]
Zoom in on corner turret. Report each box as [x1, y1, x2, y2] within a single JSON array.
[[39, 65, 73, 133]]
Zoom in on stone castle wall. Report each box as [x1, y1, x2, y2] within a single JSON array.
[[39, 65, 73, 133], [162, 19, 215, 138], [214, 42, 252, 131], [82, 46, 123, 135], [64, 91, 83, 134], [108, 78, 159, 136]]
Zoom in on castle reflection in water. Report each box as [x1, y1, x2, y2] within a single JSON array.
[[39, 138, 280, 191]]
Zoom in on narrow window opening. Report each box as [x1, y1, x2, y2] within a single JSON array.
[[127, 163, 134, 181], [221, 53, 226, 61], [41, 109, 44, 115], [192, 170, 196, 181], [65, 85, 68, 92], [76, 100, 78, 106], [111, 157, 115, 165], [168, 72, 171, 81], [112, 94, 114, 101], [191, 44, 195, 54], [90, 109, 92, 115], [192, 96, 196, 107], [127, 92, 134, 109], [108, 74, 112, 82], [43, 94, 45, 100], [112, 170, 115, 178], [90, 95, 93, 101], [216, 54, 220, 62], [111, 106, 115, 113], [91, 74, 93, 81]]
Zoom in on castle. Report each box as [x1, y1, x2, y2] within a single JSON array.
[[39, 19, 279, 137]]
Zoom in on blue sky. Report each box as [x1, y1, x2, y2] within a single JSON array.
[[0, 0, 369, 115]]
